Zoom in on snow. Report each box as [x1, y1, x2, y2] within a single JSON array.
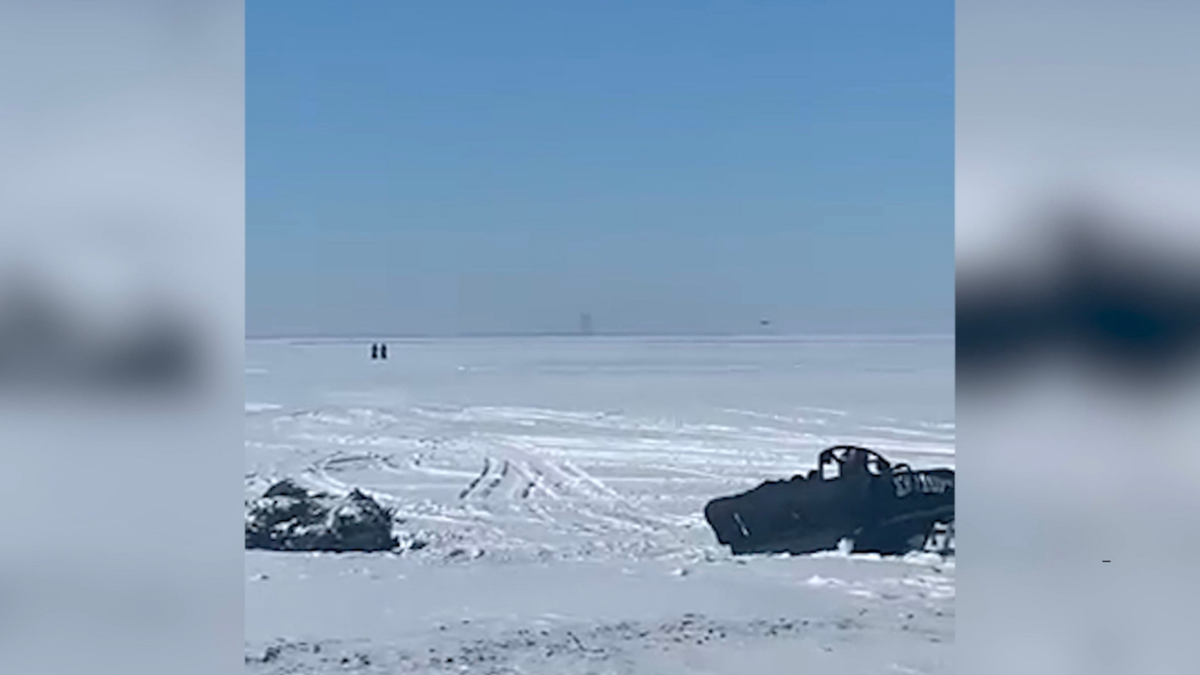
[[245, 402, 281, 413], [245, 336, 954, 673]]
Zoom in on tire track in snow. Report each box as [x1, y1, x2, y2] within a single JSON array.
[[300, 453, 407, 508], [478, 459, 510, 499], [458, 457, 492, 500], [407, 453, 480, 480]]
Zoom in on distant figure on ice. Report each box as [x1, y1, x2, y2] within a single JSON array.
[[380, 343, 388, 360], [371, 343, 379, 360]]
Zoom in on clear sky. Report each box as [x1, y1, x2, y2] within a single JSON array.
[[248, 1, 952, 337]]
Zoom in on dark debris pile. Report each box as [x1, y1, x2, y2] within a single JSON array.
[[245, 479, 398, 552]]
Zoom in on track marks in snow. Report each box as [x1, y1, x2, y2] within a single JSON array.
[[458, 458, 512, 501], [458, 458, 491, 500], [247, 395, 954, 563], [481, 459, 509, 499], [562, 460, 623, 502]]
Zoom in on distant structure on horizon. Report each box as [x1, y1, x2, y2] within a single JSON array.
[[580, 313, 594, 336]]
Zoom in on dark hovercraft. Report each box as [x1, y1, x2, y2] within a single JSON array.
[[703, 446, 954, 556]]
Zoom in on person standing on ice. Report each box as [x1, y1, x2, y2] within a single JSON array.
[[380, 343, 388, 360], [371, 343, 378, 360]]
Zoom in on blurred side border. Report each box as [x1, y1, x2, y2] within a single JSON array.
[[958, 0, 1200, 673], [0, 2, 244, 674]]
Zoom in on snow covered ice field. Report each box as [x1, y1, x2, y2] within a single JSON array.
[[245, 336, 955, 674]]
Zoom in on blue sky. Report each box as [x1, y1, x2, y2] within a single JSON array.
[[248, 1, 953, 337]]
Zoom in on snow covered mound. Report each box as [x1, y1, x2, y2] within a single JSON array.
[[245, 479, 398, 552]]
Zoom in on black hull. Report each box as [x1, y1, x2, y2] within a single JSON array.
[[704, 459, 954, 556]]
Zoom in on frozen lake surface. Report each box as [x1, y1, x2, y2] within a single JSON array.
[[245, 336, 955, 673]]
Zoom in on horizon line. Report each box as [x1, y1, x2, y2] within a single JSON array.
[[245, 330, 955, 342]]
